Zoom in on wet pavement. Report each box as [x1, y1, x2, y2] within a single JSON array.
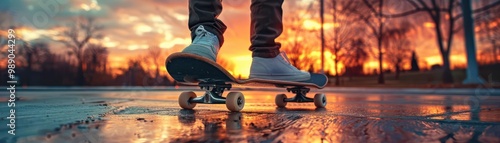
[[1, 87, 500, 142]]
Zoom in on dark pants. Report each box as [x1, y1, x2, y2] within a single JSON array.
[[188, 0, 283, 58]]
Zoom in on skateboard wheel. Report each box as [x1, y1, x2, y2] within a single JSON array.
[[314, 93, 327, 108], [275, 94, 287, 108], [179, 91, 197, 109], [226, 92, 245, 112]]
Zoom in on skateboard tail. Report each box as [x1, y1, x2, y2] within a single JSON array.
[[166, 53, 235, 83]]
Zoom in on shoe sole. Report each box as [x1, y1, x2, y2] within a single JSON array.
[[249, 74, 310, 82]]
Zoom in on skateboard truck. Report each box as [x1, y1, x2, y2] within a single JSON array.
[[284, 86, 314, 102], [178, 81, 245, 112], [275, 86, 327, 108], [191, 82, 232, 104]]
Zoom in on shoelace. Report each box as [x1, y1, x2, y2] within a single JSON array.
[[194, 25, 218, 55], [195, 25, 208, 37]]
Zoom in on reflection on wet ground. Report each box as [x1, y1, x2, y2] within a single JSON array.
[[2, 90, 500, 142]]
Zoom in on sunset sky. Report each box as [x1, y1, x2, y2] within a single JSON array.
[[1, 0, 494, 78]]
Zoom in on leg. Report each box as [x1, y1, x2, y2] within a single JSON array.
[[248, 0, 310, 81], [188, 0, 226, 46], [249, 0, 284, 58], [183, 0, 226, 61]]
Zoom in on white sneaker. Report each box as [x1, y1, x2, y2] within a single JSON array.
[[182, 25, 220, 61], [249, 52, 310, 81]]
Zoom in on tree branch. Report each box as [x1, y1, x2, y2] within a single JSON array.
[[452, 0, 500, 21], [407, 0, 421, 9], [351, 9, 379, 37], [383, 9, 424, 18], [362, 0, 378, 16], [416, 0, 430, 10], [445, 0, 455, 55], [453, 26, 463, 34], [473, 0, 500, 13], [378, 0, 447, 18]]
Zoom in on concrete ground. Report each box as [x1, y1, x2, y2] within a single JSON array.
[[1, 87, 500, 142]]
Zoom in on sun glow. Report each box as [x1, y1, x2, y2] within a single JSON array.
[[302, 19, 336, 30], [424, 55, 467, 68], [225, 50, 347, 79], [230, 56, 252, 79], [424, 22, 435, 28]]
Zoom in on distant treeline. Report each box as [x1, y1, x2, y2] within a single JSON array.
[[0, 59, 175, 86], [0, 41, 174, 86]]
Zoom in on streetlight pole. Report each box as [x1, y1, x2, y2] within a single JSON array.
[[320, 0, 325, 74], [461, 0, 485, 84]]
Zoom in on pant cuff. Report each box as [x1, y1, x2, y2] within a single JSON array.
[[251, 44, 281, 58]]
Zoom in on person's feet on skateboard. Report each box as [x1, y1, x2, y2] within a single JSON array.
[[182, 25, 220, 62], [185, 0, 310, 82]]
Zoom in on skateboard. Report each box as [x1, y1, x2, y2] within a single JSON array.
[[165, 52, 329, 112]]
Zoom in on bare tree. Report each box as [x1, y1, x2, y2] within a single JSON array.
[[479, 48, 497, 64], [342, 38, 369, 79], [383, 22, 412, 79], [374, 0, 500, 83], [348, 0, 389, 84], [83, 44, 108, 72], [0, 20, 52, 85], [325, 0, 360, 85], [123, 58, 148, 86], [146, 46, 162, 78], [19, 41, 51, 85], [57, 16, 103, 85], [0, 14, 12, 59], [280, 11, 317, 71], [477, 0, 500, 64], [144, 46, 176, 85], [83, 44, 108, 84]]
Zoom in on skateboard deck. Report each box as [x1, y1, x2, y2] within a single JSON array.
[[165, 53, 328, 88]]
